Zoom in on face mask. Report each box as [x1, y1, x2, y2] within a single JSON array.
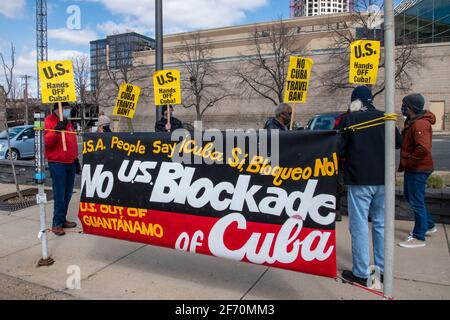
[[63, 109, 71, 118], [401, 104, 409, 118]]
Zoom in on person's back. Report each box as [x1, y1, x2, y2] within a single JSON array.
[[337, 107, 386, 186]]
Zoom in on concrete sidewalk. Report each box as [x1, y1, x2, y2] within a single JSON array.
[[0, 183, 449, 300]]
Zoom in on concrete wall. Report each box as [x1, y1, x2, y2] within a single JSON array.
[[100, 41, 450, 132]]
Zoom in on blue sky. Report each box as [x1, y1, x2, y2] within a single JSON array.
[[0, 0, 398, 96]]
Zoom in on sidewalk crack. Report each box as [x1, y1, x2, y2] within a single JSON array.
[[240, 267, 270, 300]]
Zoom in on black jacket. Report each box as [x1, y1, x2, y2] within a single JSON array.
[[155, 117, 183, 132], [264, 118, 288, 130], [337, 106, 402, 185]]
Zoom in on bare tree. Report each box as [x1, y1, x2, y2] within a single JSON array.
[[0, 43, 23, 200], [72, 54, 93, 131], [175, 32, 232, 121], [318, 0, 424, 97], [72, 54, 90, 105], [233, 19, 305, 106]]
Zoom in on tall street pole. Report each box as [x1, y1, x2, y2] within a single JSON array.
[[155, 0, 163, 122], [384, 0, 396, 299]]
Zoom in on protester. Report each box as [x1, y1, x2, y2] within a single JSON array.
[[333, 99, 364, 222], [264, 103, 292, 130], [97, 111, 112, 133], [155, 105, 183, 132], [44, 102, 80, 236], [337, 85, 402, 287], [398, 93, 436, 248]]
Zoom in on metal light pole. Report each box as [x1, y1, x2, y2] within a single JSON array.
[[384, 0, 396, 299], [35, 112, 54, 267], [155, 0, 164, 122]]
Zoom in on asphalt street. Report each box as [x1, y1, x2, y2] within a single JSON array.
[[432, 135, 450, 171]]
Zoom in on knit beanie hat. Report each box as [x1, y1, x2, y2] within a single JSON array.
[[403, 93, 425, 114], [351, 86, 373, 105]]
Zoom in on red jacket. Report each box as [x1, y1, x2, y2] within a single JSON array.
[[398, 111, 436, 173], [44, 113, 78, 164]]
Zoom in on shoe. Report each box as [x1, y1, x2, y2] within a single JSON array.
[[398, 235, 426, 248], [341, 270, 368, 287], [63, 221, 77, 228], [52, 226, 66, 236], [408, 226, 437, 237]]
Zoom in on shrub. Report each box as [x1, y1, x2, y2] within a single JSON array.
[[427, 175, 445, 189]]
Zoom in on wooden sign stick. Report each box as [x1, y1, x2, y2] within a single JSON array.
[[167, 106, 172, 132], [289, 106, 295, 130], [58, 102, 67, 151]]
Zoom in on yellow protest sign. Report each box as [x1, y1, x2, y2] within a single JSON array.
[[284, 56, 313, 103], [153, 70, 181, 105], [38, 60, 77, 104], [112, 83, 141, 118], [349, 40, 380, 85]]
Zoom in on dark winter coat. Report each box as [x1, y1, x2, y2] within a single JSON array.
[[398, 111, 436, 173]]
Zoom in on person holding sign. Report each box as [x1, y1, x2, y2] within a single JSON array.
[[263, 103, 292, 131], [155, 105, 183, 132], [44, 102, 80, 236]]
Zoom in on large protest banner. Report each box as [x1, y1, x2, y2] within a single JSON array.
[[79, 131, 339, 278]]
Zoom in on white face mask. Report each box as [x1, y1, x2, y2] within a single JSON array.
[[63, 109, 71, 118]]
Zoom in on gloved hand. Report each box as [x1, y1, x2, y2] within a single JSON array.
[[74, 158, 81, 174], [55, 119, 68, 131]]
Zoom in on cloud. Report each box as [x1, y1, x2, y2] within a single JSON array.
[[48, 28, 99, 45], [0, 0, 26, 18], [96, 21, 149, 36], [89, 0, 269, 35]]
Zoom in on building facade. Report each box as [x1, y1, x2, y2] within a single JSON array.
[[395, 0, 450, 44], [90, 32, 155, 91], [97, 12, 450, 132]]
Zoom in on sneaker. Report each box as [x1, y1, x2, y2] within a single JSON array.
[[341, 270, 368, 287], [398, 235, 426, 248], [408, 226, 437, 237]]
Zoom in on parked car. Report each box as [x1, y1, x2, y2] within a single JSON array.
[[0, 125, 35, 160], [305, 113, 341, 130]]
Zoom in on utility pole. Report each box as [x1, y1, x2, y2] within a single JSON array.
[[155, 0, 163, 122], [19, 75, 33, 125], [383, 0, 396, 299], [36, 0, 48, 100]]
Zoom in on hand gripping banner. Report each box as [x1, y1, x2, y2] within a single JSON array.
[[79, 131, 339, 278]]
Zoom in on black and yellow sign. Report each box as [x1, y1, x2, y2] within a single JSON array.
[[349, 40, 380, 85], [38, 60, 77, 104], [284, 56, 313, 103], [153, 70, 181, 105], [112, 83, 141, 118]]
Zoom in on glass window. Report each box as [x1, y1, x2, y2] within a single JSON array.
[[0, 127, 23, 139], [435, 0, 450, 20]]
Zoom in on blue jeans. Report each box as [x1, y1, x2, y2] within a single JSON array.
[[347, 185, 385, 279], [404, 171, 434, 241], [49, 162, 76, 227]]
